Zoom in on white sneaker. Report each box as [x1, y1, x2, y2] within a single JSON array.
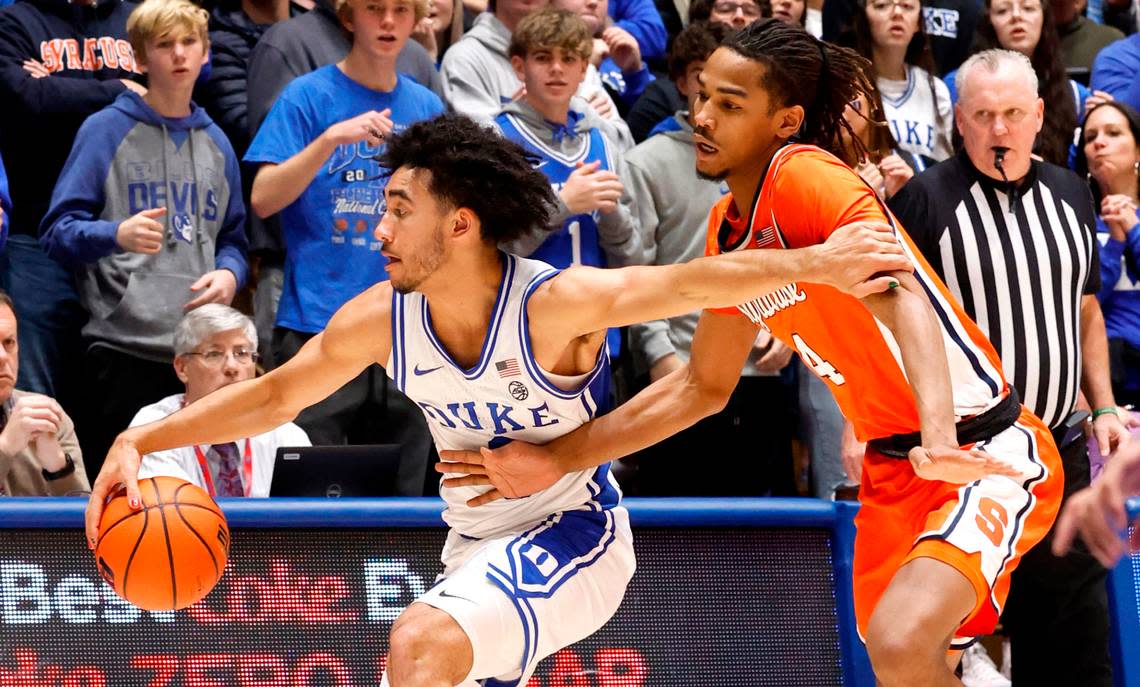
[[961, 643, 1012, 687]]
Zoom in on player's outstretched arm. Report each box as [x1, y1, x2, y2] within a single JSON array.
[[1053, 441, 1140, 566], [84, 284, 394, 548], [861, 273, 1021, 484], [528, 221, 910, 342], [437, 311, 758, 505]]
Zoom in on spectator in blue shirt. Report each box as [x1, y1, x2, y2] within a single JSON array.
[[607, 0, 666, 60], [1091, 33, 1140, 114], [245, 0, 444, 494]]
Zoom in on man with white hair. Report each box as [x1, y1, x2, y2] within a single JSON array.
[[130, 304, 309, 497], [889, 47, 1126, 687]]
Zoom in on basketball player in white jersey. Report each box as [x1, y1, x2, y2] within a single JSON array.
[[85, 114, 912, 687]]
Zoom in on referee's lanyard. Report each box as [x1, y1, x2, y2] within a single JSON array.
[[192, 440, 253, 498]]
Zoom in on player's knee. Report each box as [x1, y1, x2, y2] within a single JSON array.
[[388, 604, 472, 685], [865, 611, 940, 685]]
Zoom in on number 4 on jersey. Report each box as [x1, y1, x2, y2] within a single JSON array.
[[792, 333, 846, 385]]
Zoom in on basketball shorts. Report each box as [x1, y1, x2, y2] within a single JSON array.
[[853, 406, 1063, 648], [388, 506, 635, 686]]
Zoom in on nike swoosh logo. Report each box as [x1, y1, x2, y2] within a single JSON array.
[[439, 589, 477, 604], [414, 365, 442, 376]]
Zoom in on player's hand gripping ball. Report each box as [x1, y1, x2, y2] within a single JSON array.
[[94, 476, 230, 610]]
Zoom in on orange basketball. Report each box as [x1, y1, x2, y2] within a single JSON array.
[[95, 476, 230, 611]]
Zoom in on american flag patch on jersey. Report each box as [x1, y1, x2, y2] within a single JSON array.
[[754, 225, 779, 248], [496, 359, 521, 378]]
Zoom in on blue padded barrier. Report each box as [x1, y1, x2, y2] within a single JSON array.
[[0, 496, 1136, 685]]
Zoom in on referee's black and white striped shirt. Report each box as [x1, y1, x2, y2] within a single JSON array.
[[888, 150, 1101, 430]]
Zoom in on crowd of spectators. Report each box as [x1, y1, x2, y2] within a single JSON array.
[[1, 0, 1139, 680]]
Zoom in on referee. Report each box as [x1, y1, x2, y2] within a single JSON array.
[[888, 49, 1130, 686]]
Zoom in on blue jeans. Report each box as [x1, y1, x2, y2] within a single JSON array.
[[798, 361, 847, 499], [0, 235, 86, 402]]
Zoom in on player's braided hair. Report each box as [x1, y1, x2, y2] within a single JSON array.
[[378, 114, 557, 245], [723, 18, 874, 166]]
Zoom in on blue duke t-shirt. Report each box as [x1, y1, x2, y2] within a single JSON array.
[[245, 65, 445, 332]]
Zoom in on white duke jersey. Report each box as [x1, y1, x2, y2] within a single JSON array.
[[493, 111, 613, 270], [877, 65, 953, 162], [386, 254, 621, 539]]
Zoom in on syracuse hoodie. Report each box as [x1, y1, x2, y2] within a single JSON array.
[[40, 91, 248, 361], [0, 0, 142, 240]]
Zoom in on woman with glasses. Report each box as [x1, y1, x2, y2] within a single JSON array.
[[944, 0, 1111, 167], [840, 0, 954, 162], [130, 304, 310, 497]]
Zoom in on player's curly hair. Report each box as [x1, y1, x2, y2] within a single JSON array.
[[378, 114, 557, 245], [723, 18, 875, 166]]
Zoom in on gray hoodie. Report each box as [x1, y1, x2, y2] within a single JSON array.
[[41, 92, 248, 362], [495, 98, 644, 266], [625, 112, 772, 375], [441, 12, 630, 143]]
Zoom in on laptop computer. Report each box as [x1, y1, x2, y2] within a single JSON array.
[[269, 444, 402, 497]]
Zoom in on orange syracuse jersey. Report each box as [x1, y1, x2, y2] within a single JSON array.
[[704, 144, 1010, 441]]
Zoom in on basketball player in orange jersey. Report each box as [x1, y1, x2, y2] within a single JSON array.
[[437, 20, 1065, 686]]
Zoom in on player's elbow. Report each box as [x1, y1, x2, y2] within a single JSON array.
[[860, 272, 929, 332], [689, 374, 734, 419], [261, 374, 303, 427]]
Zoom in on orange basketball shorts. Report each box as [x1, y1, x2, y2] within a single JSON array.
[[852, 406, 1063, 648]]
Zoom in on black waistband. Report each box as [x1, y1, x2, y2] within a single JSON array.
[[868, 389, 1022, 458]]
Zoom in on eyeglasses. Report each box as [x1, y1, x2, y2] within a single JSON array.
[[712, 1, 762, 16], [868, 0, 919, 12], [183, 348, 260, 367]]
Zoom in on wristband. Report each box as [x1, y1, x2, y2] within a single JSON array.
[[41, 453, 75, 481], [1091, 407, 1120, 420]]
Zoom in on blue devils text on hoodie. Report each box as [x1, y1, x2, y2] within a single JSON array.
[[39, 91, 248, 361]]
